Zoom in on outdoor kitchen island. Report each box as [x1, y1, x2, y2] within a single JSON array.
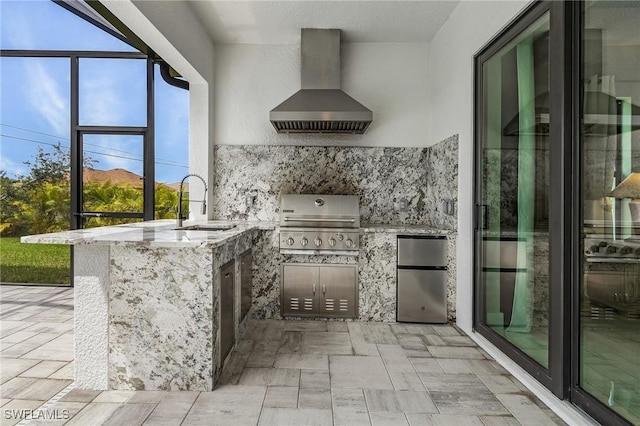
[[22, 219, 453, 391], [22, 219, 268, 392]]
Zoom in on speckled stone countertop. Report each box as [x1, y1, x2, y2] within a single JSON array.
[[361, 223, 452, 235], [21, 220, 451, 248], [21, 220, 276, 248]]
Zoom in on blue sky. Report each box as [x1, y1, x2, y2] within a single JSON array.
[[0, 0, 189, 183]]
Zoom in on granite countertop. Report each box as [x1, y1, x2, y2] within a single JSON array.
[[361, 223, 452, 235], [21, 220, 276, 249], [21, 220, 451, 248]]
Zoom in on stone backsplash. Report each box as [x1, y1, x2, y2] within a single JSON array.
[[214, 136, 460, 321], [212, 137, 458, 229]]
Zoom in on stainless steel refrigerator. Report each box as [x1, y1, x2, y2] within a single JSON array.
[[396, 235, 448, 323]]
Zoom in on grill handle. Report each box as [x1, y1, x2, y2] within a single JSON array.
[[283, 217, 356, 223]]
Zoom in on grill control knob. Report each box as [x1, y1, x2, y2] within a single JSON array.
[[314, 238, 322, 247], [328, 238, 337, 247], [620, 246, 632, 255], [300, 237, 308, 247], [599, 241, 608, 247], [337, 234, 344, 241], [606, 246, 617, 254], [286, 237, 295, 246], [345, 239, 354, 248], [589, 245, 600, 253]]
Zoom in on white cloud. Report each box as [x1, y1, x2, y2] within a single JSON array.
[[80, 74, 121, 125], [86, 135, 143, 174], [0, 155, 27, 178], [26, 61, 68, 136]]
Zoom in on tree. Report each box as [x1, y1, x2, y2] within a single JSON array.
[[0, 171, 25, 235], [2, 143, 85, 235], [2, 142, 179, 235], [11, 181, 70, 234], [155, 184, 179, 219], [20, 142, 94, 187]]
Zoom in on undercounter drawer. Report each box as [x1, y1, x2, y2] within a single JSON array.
[[398, 236, 447, 267]]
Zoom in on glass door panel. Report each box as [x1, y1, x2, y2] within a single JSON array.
[[80, 133, 145, 228], [580, 2, 640, 423], [478, 11, 550, 368]]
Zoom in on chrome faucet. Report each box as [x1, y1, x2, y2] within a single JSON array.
[[177, 173, 207, 228]]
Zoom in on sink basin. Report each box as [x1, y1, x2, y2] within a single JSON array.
[[175, 224, 237, 231]]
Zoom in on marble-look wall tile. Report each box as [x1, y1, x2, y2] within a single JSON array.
[[109, 245, 214, 391], [109, 233, 256, 391], [424, 135, 459, 230], [359, 232, 397, 322], [233, 232, 257, 340], [251, 230, 282, 320], [212, 145, 429, 224]]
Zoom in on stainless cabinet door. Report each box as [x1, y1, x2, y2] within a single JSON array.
[[319, 265, 358, 318], [397, 269, 447, 323], [220, 261, 235, 364], [282, 264, 318, 316], [585, 270, 627, 311], [240, 250, 252, 321]]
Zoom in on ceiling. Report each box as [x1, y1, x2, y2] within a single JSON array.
[[585, 0, 640, 46], [187, 1, 460, 44]]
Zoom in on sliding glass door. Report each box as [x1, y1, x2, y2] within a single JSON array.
[[577, 1, 640, 424], [475, 1, 640, 424], [475, 3, 552, 383]]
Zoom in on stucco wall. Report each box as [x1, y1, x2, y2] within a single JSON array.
[[428, 0, 531, 333], [213, 42, 430, 147], [74, 245, 110, 390], [101, 0, 215, 221]]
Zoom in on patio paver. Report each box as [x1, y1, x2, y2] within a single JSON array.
[[0, 285, 567, 425]]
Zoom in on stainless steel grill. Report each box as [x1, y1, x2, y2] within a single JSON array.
[[584, 237, 640, 262], [279, 194, 360, 254]]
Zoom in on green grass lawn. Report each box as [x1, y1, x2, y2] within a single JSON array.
[[0, 237, 70, 285]]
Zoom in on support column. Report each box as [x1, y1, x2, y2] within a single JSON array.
[[74, 245, 110, 390]]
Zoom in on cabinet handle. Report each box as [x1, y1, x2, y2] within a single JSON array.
[[224, 273, 231, 278], [323, 283, 326, 296], [312, 283, 316, 296]]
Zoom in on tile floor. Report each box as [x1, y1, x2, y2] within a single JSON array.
[[1, 285, 74, 426], [0, 285, 567, 425]]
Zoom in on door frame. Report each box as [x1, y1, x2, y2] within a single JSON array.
[[472, 0, 569, 399], [475, 1, 638, 424], [70, 54, 155, 230]]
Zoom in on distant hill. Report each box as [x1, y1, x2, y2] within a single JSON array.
[[82, 168, 178, 189], [165, 181, 188, 191], [83, 168, 143, 187]]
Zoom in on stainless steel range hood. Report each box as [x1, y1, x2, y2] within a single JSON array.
[[270, 29, 373, 134]]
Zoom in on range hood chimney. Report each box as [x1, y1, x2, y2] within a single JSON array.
[[270, 29, 373, 134]]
